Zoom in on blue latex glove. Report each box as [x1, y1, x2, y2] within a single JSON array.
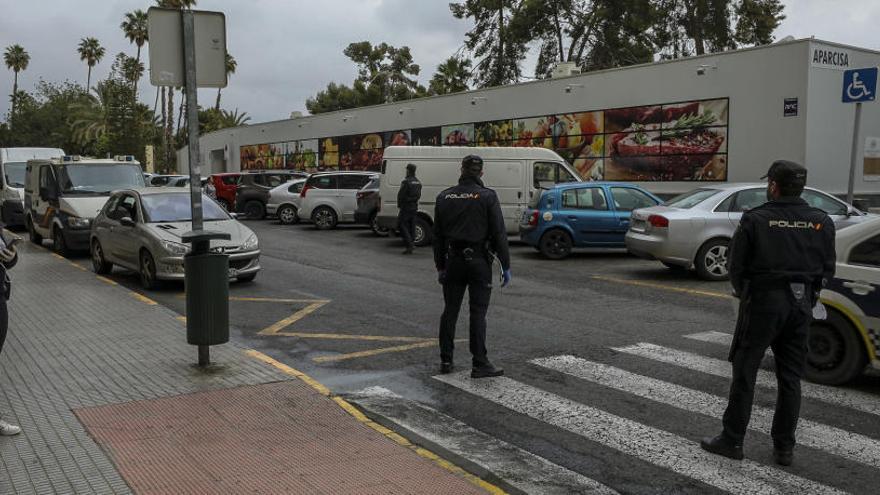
[[501, 269, 512, 288], [437, 270, 447, 285]]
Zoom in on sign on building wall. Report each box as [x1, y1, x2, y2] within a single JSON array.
[[865, 136, 880, 181], [783, 98, 798, 117], [240, 97, 730, 183], [811, 46, 853, 70]]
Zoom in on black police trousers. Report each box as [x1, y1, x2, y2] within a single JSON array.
[[398, 209, 417, 249], [0, 298, 6, 354], [722, 288, 811, 450], [439, 254, 492, 368]]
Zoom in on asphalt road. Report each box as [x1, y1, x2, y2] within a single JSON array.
[[99, 219, 880, 495]]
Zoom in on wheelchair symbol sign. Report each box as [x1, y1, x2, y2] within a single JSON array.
[[842, 67, 878, 103]]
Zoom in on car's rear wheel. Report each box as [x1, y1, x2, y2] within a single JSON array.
[[413, 216, 432, 246], [139, 250, 159, 290], [91, 239, 113, 275], [312, 206, 338, 230], [370, 213, 390, 237], [805, 310, 868, 385], [52, 226, 69, 257], [695, 239, 729, 281], [277, 205, 299, 225], [244, 200, 266, 220], [539, 229, 573, 260], [27, 216, 42, 245]]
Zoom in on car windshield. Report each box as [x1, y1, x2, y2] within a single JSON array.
[[56, 163, 145, 194], [3, 161, 26, 187], [664, 188, 721, 209], [141, 193, 229, 223]]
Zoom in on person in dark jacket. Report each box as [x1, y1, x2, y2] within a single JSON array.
[[701, 160, 835, 466], [433, 155, 511, 378], [0, 230, 20, 436], [397, 163, 422, 254]]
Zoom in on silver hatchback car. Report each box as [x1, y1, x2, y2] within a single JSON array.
[[625, 183, 869, 280], [90, 188, 260, 289]]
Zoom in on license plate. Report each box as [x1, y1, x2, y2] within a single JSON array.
[[631, 219, 646, 232]]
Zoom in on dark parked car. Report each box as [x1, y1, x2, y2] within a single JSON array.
[[355, 177, 389, 236], [235, 171, 309, 219]]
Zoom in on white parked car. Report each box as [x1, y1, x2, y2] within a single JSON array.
[[625, 183, 870, 280], [299, 171, 377, 230], [266, 178, 306, 225]]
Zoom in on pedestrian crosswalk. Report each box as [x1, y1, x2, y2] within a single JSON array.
[[353, 330, 879, 494]]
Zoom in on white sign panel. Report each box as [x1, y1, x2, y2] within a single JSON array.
[[147, 7, 227, 88], [810, 45, 852, 70]]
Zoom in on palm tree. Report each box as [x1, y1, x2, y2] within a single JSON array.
[[428, 57, 472, 95], [3, 44, 29, 121], [215, 53, 236, 111], [77, 37, 106, 91], [120, 10, 148, 93]]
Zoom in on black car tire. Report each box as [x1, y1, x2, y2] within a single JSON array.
[[52, 226, 69, 257], [413, 216, 432, 247], [312, 206, 338, 230], [244, 200, 266, 220], [695, 238, 729, 281], [237, 273, 257, 283], [27, 216, 43, 245], [277, 205, 299, 225], [91, 239, 113, 275], [539, 229, 573, 260], [805, 310, 868, 385], [139, 250, 159, 290], [370, 213, 390, 237]]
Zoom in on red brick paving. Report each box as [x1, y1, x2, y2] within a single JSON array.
[[75, 380, 487, 494]]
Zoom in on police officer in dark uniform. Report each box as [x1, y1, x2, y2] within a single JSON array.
[[398, 163, 422, 254], [701, 160, 836, 466], [433, 155, 511, 378]]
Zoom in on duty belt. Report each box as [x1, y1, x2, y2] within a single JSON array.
[[448, 242, 487, 261]]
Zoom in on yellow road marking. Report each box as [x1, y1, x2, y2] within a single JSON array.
[[244, 349, 505, 494], [96, 275, 118, 286], [258, 300, 331, 335], [129, 291, 158, 306], [176, 316, 187, 323], [591, 275, 732, 299], [313, 341, 437, 363], [69, 262, 88, 271]]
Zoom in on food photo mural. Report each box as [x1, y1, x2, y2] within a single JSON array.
[[240, 97, 728, 181]]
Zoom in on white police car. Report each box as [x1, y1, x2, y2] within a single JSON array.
[[806, 216, 880, 385]]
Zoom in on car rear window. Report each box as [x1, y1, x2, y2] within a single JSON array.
[[307, 175, 338, 189], [340, 175, 370, 189], [665, 188, 720, 209], [220, 175, 240, 185]]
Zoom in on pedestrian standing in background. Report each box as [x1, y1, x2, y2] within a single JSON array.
[[398, 163, 422, 255], [0, 230, 20, 436], [433, 155, 510, 378], [701, 160, 835, 466]]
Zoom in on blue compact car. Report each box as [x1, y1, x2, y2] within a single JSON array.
[[520, 182, 662, 259]]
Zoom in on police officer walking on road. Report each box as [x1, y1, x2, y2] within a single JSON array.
[[434, 155, 510, 378], [398, 163, 422, 254], [701, 160, 836, 466]]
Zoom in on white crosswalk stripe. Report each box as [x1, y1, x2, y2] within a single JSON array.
[[685, 330, 738, 346], [434, 372, 845, 495], [350, 386, 619, 495], [532, 355, 880, 468], [614, 342, 880, 417]]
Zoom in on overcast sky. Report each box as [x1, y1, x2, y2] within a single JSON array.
[[2, 0, 879, 124]]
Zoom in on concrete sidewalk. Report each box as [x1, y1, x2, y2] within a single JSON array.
[[0, 244, 495, 494]]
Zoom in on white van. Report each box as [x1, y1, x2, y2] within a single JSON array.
[[378, 146, 581, 245], [0, 147, 65, 226], [25, 156, 145, 255]]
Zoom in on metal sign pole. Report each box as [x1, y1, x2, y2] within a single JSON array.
[[182, 10, 204, 232], [847, 102, 862, 205]]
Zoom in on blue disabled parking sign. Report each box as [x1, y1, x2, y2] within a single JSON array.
[[842, 67, 878, 103]]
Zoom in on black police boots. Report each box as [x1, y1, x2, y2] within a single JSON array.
[[700, 435, 744, 460], [471, 364, 504, 379], [774, 448, 793, 466], [440, 362, 453, 374]]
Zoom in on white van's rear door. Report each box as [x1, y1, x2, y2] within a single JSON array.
[[482, 160, 525, 234]]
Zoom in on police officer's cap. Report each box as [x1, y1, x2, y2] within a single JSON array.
[[406, 163, 417, 172], [761, 160, 807, 187], [462, 155, 484, 172]]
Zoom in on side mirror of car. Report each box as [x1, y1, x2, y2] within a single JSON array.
[[120, 217, 135, 227]]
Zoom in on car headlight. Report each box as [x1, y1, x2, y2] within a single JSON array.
[[67, 216, 90, 229], [241, 234, 258, 251], [161, 240, 190, 256]]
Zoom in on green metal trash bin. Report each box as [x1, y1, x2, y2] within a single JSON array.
[[184, 252, 229, 346]]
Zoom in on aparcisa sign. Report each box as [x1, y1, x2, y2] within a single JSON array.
[[811, 46, 852, 70]]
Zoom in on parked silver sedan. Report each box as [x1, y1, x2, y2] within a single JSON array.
[[625, 183, 869, 281], [90, 188, 260, 289], [266, 178, 306, 225]]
